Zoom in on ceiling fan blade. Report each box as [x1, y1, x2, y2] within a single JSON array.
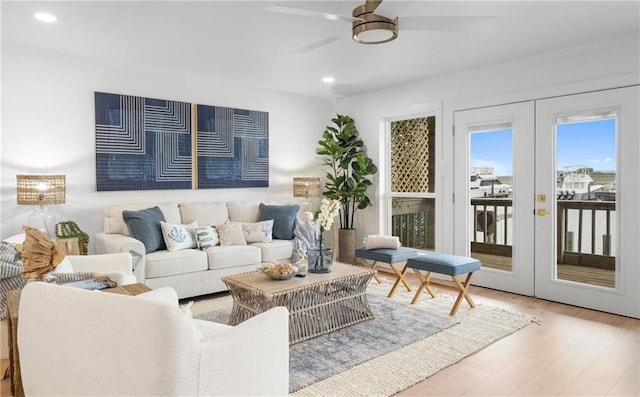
[[373, 0, 415, 19], [398, 16, 497, 32], [292, 33, 346, 54], [265, 5, 357, 23]]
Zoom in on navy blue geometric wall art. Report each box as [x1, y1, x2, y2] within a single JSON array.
[[196, 104, 269, 188], [95, 92, 192, 191]]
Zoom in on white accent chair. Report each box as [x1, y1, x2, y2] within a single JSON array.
[[17, 283, 290, 396], [1, 251, 136, 360]]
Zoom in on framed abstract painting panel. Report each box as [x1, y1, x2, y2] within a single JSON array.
[[196, 104, 269, 188], [95, 92, 192, 191]]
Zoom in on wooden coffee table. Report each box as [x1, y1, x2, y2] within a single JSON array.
[[222, 262, 376, 344]]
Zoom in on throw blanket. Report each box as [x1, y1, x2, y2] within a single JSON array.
[[292, 219, 319, 264]]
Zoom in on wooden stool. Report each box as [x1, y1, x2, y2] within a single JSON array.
[[406, 253, 481, 315], [355, 247, 417, 297]]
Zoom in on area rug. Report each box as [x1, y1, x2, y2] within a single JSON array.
[[187, 280, 532, 396], [194, 294, 458, 392]]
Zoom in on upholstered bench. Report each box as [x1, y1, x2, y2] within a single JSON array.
[[355, 247, 417, 297], [406, 253, 481, 315]]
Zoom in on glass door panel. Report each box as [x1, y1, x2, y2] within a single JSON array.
[[555, 118, 616, 288], [469, 127, 513, 272]]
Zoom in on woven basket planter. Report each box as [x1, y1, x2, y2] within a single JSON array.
[[338, 229, 357, 265]]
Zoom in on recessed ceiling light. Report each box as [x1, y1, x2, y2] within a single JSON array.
[[322, 76, 335, 84], [34, 12, 57, 23]]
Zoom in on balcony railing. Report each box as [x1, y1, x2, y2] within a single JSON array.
[[556, 200, 615, 270], [390, 197, 616, 270], [469, 197, 615, 268]]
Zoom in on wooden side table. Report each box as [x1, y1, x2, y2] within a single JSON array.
[[7, 290, 23, 397], [7, 283, 151, 397]]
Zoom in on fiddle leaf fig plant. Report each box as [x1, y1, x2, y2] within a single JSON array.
[[316, 114, 378, 229]]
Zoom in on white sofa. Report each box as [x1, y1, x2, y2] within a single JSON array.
[[1, 252, 136, 360], [18, 282, 289, 396], [95, 201, 298, 299]]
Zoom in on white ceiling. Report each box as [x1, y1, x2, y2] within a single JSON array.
[[2, 1, 639, 99]]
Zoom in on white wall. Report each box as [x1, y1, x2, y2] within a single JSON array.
[[335, 33, 640, 253], [1, 43, 333, 250]]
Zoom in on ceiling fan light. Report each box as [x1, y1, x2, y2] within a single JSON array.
[[353, 21, 398, 44], [351, 2, 398, 45]]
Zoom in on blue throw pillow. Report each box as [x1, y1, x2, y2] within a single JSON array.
[[122, 206, 167, 253], [258, 203, 299, 240]]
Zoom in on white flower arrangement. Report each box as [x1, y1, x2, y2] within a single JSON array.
[[315, 198, 341, 233]]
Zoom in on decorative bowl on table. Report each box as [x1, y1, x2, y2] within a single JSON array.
[[259, 263, 298, 280]]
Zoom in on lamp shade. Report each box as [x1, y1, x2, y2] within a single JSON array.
[[17, 174, 66, 206], [292, 177, 321, 198]]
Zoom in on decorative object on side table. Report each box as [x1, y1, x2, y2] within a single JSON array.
[[308, 198, 340, 273], [316, 114, 378, 264], [55, 220, 89, 255], [20, 225, 65, 283]]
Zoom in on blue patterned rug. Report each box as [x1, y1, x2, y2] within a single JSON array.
[[194, 294, 458, 392]]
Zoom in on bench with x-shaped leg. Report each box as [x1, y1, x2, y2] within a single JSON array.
[[406, 253, 481, 315], [355, 247, 417, 297]]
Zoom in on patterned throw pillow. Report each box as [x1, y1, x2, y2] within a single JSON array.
[[160, 221, 199, 252], [194, 225, 219, 250], [217, 222, 247, 246], [241, 220, 274, 243]]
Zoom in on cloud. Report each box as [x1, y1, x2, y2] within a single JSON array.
[[603, 157, 612, 163]]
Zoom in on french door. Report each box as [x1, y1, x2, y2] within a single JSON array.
[[454, 86, 640, 317], [534, 86, 639, 317], [454, 102, 535, 296]]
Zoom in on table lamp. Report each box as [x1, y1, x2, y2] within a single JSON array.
[[293, 177, 321, 213], [16, 174, 66, 238]]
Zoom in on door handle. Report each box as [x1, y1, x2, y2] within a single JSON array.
[[536, 209, 550, 216]]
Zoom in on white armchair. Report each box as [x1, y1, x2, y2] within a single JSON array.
[[17, 283, 290, 396], [1, 251, 136, 360]]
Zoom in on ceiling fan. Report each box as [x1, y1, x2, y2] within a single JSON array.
[[266, 0, 497, 53]]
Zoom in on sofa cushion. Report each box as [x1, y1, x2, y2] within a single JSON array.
[[194, 226, 219, 250], [123, 207, 167, 253], [205, 245, 261, 270], [160, 221, 198, 252], [145, 249, 208, 278], [242, 220, 274, 243], [250, 239, 294, 263], [227, 201, 261, 223], [179, 202, 229, 226], [217, 222, 247, 246], [105, 202, 180, 235], [258, 203, 299, 240]]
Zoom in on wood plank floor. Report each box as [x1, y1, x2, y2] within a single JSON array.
[[2, 273, 638, 396]]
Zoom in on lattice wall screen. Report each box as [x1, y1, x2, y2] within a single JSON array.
[[391, 117, 435, 192]]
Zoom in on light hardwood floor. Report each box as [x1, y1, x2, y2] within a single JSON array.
[[2, 274, 638, 396]]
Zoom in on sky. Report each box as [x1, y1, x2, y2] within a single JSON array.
[[470, 118, 616, 176]]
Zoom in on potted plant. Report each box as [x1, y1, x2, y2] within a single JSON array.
[[316, 114, 378, 264]]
